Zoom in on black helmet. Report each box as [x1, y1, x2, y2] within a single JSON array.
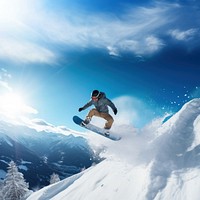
[[91, 90, 100, 98]]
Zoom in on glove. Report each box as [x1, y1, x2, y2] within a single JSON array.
[[113, 108, 117, 115], [78, 107, 83, 112]]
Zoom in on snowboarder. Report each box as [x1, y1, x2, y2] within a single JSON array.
[[78, 90, 118, 134]]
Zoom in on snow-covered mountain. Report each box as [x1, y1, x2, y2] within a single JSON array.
[[28, 98, 200, 200], [0, 118, 98, 189], [0, 130, 54, 189]]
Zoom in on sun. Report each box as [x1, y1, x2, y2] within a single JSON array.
[[0, 92, 26, 116], [0, 92, 37, 118]]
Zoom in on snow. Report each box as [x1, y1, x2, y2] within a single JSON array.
[[20, 160, 32, 165], [18, 165, 28, 171], [27, 171, 84, 200], [155, 168, 200, 200], [26, 98, 200, 200], [18, 160, 32, 171]]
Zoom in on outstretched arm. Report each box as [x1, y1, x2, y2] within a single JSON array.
[[78, 100, 93, 112]]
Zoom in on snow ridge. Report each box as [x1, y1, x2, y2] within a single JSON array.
[[146, 98, 200, 199]]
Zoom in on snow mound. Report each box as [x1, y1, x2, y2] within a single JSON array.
[[28, 99, 200, 200]]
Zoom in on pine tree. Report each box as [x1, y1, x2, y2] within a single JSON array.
[[2, 161, 30, 200], [0, 187, 3, 200], [50, 173, 60, 184]]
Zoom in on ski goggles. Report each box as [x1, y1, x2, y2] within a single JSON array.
[[91, 96, 98, 101]]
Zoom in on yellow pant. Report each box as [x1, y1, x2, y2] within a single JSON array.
[[87, 108, 114, 129]]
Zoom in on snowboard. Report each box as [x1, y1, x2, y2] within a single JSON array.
[[73, 116, 121, 141]]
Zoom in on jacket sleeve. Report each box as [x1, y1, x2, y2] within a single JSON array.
[[82, 100, 93, 110], [106, 98, 117, 111]]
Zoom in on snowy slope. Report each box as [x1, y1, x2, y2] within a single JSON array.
[[27, 98, 200, 200]]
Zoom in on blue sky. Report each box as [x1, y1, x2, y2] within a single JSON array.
[[0, 0, 200, 130]]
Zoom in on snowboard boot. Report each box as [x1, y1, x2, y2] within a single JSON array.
[[82, 117, 91, 126]]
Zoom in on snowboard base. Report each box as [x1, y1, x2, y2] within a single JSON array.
[[73, 116, 121, 141]]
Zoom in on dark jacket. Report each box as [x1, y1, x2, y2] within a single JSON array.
[[82, 92, 117, 114]]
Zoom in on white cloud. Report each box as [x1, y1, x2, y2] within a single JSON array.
[[0, 80, 12, 92], [0, 68, 12, 92], [107, 46, 120, 57], [58, 4, 171, 55], [145, 36, 164, 53], [36, 2, 190, 57], [0, 68, 12, 79], [0, 0, 56, 64], [0, 1, 197, 63], [112, 96, 156, 128], [0, 37, 56, 64], [169, 29, 198, 41]]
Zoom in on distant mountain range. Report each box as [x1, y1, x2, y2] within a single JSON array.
[[0, 119, 98, 189]]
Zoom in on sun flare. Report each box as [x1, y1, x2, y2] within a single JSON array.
[[0, 92, 37, 117]]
